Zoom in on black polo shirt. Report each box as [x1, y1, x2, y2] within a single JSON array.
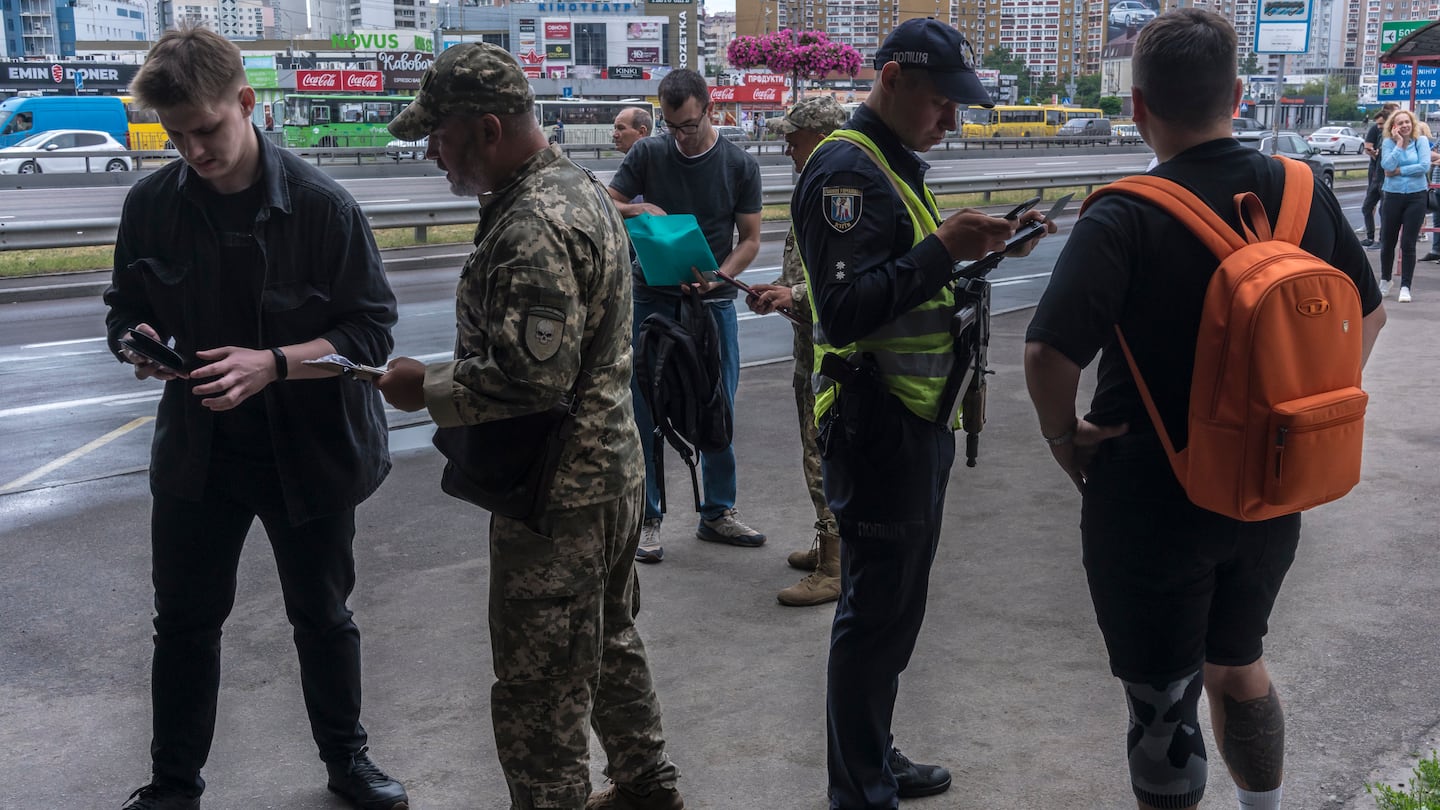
[[1026, 137, 1383, 447]]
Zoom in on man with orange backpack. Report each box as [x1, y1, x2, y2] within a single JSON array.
[[1023, 10, 1386, 810]]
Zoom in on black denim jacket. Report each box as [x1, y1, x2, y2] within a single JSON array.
[[103, 128, 397, 525]]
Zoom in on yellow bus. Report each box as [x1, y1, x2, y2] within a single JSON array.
[[120, 95, 169, 150], [961, 105, 1046, 137]]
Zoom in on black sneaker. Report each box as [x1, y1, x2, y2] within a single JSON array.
[[326, 748, 410, 810], [1422, 252, 1440, 262], [120, 784, 200, 810], [1360, 237, 1376, 247], [889, 748, 952, 798]]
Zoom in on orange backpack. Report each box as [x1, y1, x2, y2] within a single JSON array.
[[1083, 157, 1368, 521]]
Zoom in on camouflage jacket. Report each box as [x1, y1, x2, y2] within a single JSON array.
[[777, 227, 814, 327], [423, 145, 642, 507]]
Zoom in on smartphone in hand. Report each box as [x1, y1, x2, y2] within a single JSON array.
[[1003, 195, 1042, 220]]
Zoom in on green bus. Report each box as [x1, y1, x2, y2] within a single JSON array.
[[273, 93, 413, 148]]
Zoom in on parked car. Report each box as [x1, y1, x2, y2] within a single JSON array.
[[1113, 122, 1141, 142], [1306, 125, 1365, 154], [1232, 116, 1267, 134], [714, 125, 748, 142], [0, 95, 129, 148], [385, 136, 428, 160], [1109, 0, 1157, 25], [1234, 130, 1334, 189], [0, 129, 132, 174], [1057, 117, 1112, 143]]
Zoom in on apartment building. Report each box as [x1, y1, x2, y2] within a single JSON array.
[[732, 0, 951, 67]]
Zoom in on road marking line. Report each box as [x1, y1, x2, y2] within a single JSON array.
[[385, 252, 472, 264], [355, 198, 410, 204], [23, 337, 106, 349], [1, 416, 154, 492], [0, 391, 160, 419]]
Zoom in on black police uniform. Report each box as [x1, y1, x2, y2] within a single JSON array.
[[795, 104, 959, 810]]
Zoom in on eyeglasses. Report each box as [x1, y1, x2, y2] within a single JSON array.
[[662, 118, 704, 135]]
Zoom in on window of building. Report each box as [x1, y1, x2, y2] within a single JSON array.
[[573, 22, 606, 67], [480, 31, 510, 50]]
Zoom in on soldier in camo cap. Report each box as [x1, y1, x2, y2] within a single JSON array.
[[746, 95, 852, 608], [377, 41, 685, 810]]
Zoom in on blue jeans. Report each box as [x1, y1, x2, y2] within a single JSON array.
[[631, 291, 740, 523]]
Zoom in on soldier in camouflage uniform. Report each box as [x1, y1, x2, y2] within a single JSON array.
[[745, 97, 849, 607], [375, 44, 684, 810]]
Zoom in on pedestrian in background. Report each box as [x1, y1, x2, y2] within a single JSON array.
[[612, 106, 653, 155], [104, 24, 407, 810], [1378, 108, 1431, 303], [746, 95, 850, 607], [1359, 104, 1397, 247], [376, 44, 684, 810]]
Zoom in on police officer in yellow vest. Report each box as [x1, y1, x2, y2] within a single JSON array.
[[793, 19, 1055, 808]]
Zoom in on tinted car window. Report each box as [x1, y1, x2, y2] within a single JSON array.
[[75, 132, 107, 148]]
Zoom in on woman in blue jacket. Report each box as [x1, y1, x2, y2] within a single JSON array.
[[1379, 108, 1431, 303]]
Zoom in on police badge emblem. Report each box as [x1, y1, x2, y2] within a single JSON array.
[[523, 307, 565, 361], [822, 186, 862, 233]]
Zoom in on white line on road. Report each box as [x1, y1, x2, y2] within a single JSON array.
[[355, 198, 411, 204], [0, 391, 161, 419], [23, 337, 106, 349], [990, 271, 1053, 287], [1, 416, 154, 492], [385, 252, 472, 265]]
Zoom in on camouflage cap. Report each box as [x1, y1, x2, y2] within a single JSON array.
[[388, 42, 534, 140], [767, 96, 850, 135]]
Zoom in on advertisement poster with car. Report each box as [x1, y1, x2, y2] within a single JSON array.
[[1106, 0, 1157, 38]]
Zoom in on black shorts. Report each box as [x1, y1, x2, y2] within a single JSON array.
[[1080, 433, 1301, 684]]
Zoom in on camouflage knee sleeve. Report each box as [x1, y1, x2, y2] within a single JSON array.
[[1122, 670, 1208, 809]]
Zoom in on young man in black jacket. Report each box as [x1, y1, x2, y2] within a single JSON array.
[[104, 25, 407, 810]]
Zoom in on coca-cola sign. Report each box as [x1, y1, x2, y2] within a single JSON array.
[[709, 85, 785, 104], [378, 51, 434, 90], [344, 71, 383, 91], [297, 70, 341, 89]]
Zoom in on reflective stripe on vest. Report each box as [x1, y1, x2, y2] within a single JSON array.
[[800, 129, 959, 426]]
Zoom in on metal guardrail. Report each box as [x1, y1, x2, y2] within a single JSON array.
[[0, 158, 1372, 252]]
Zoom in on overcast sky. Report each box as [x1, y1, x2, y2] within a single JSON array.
[[708, 0, 737, 13]]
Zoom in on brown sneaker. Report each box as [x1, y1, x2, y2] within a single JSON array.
[[585, 783, 685, 810]]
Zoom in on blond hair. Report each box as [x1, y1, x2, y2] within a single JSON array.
[[1383, 109, 1419, 141], [129, 24, 245, 111]]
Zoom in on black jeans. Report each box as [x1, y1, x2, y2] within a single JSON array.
[[148, 460, 366, 795], [822, 399, 955, 810], [1380, 189, 1428, 288], [1362, 161, 1384, 239]]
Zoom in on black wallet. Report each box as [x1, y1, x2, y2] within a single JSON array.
[[119, 328, 191, 372]]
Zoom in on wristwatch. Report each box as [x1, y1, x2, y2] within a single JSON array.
[[1042, 424, 1076, 446]]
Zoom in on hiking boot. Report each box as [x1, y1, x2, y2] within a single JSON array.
[[585, 782, 686, 809], [120, 784, 200, 810], [636, 518, 664, 564], [889, 748, 952, 798], [1379, 279, 1392, 297], [696, 509, 766, 547], [326, 748, 409, 810], [778, 532, 841, 607], [786, 535, 819, 571], [1399, 286, 1413, 303]]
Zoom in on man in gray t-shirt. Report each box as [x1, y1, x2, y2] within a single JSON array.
[[607, 68, 766, 564]]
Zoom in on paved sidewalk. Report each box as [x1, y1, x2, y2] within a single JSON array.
[[1, 305, 1437, 809]]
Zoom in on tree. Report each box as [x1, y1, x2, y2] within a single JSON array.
[[725, 29, 863, 105], [1239, 51, 1260, 76], [1075, 73, 1102, 108], [1098, 96, 1123, 116]]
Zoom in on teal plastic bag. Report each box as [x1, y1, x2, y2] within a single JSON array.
[[624, 213, 720, 286]]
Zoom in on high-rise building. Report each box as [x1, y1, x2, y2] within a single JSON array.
[[701, 10, 735, 75], [732, 0, 961, 69]]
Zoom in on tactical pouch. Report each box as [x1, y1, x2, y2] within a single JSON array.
[[819, 351, 896, 459]]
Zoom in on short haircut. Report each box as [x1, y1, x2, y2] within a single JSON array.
[[628, 106, 653, 133], [1133, 9, 1237, 130], [658, 69, 709, 111], [1383, 109, 1418, 140], [129, 24, 245, 110]]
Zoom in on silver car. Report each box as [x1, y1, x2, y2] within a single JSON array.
[[0, 129, 132, 174], [1306, 126, 1365, 155]]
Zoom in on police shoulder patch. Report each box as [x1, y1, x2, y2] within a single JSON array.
[[523, 306, 566, 362], [822, 186, 863, 233]]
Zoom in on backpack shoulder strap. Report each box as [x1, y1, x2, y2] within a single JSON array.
[[1271, 156, 1315, 246], [1082, 175, 1248, 261]]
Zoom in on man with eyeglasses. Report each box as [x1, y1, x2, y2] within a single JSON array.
[[608, 68, 768, 564], [793, 18, 1052, 808]]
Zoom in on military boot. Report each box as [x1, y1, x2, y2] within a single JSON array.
[[584, 782, 685, 810], [786, 533, 820, 571], [777, 532, 840, 606]]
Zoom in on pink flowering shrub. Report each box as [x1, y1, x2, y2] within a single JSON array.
[[726, 29, 862, 79]]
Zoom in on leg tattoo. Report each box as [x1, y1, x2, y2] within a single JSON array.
[[1220, 685, 1285, 792]]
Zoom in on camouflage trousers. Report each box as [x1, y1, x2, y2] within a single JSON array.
[[488, 482, 679, 809], [793, 325, 838, 536]]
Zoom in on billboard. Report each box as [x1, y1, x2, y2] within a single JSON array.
[[1105, 0, 1159, 41], [627, 21, 661, 39], [546, 44, 573, 60], [627, 46, 661, 64], [544, 22, 572, 40]]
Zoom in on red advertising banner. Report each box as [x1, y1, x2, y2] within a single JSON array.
[[544, 21, 572, 39], [708, 85, 786, 103], [296, 70, 385, 92]]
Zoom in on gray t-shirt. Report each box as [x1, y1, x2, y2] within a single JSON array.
[[610, 132, 763, 299]]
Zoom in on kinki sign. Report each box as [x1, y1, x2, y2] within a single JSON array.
[[330, 31, 434, 52], [297, 70, 385, 92]]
